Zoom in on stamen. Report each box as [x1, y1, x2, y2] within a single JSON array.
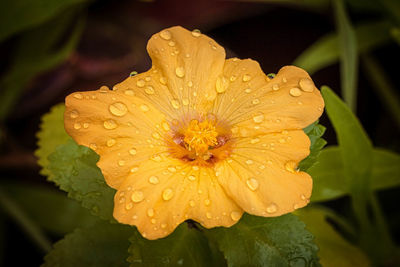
[[183, 119, 218, 155]]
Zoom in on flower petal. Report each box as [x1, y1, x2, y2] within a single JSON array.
[[213, 59, 324, 135], [113, 26, 226, 120], [113, 157, 242, 240], [64, 88, 170, 189], [215, 130, 312, 216]]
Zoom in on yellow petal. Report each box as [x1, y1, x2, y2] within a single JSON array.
[[215, 130, 312, 216], [113, 158, 242, 240], [113, 26, 226, 119], [64, 88, 170, 189], [213, 59, 324, 135]]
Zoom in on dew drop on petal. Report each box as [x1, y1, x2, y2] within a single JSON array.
[[74, 123, 81, 130], [246, 178, 259, 191], [103, 119, 117, 129], [299, 78, 314, 92], [216, 76, 229, 93], [73, 93, 83, 99], [206, 212, 212, 219], [159, 77, 167, 85], [129, 148, 137, 155], [130, 166, 139, 173], [191, 29, 201, 37], [99, 86, 109, 93], [160, 30, 172, 40], [118, 160, 125, 166], [266, 203, 278, 213], [89, 143, 97, 150], [171, 99, 180, 109], [204, 199, 211, 206], [231, 211, 241, 221], [242, 74, 251, 82], [70, 110, 79, 118], [107, 139, 116, 147], [230, 75, 237, 82], [136, 79, 145, 87], [188, 175, 196, 181], [125, 89, 134, 96], [272, 84, 279, 91], [189, 200, 196, 207], [147, 208, 154, 217], [162, 122, 170, 131], [140, 104, 149, 112], [145, 86, 155, 95], [109, 102, 128, 117], [253, 113, 264, 123], [252, 98, 260, 105], [250, 138, 260, 144], [289, 87, 302, 97], [175, 67, 185, 78], [149, 176, 159, 184], [131, 191, 144, 203], [162, 188, 174, 201], [83, 123, 89, 128]]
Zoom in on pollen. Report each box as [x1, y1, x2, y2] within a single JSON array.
[[183, 119, 219, 155]]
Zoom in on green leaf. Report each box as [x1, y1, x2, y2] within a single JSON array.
[[299, 121, 327, 171], [321, 86, 372, 192], [0, 9, 84, 121], [42, 220, 133, 267], [0, 0, 89, 42], [296, 206, 370, 267], [334, 0, 358, 111], [294, 20, 391, 74], [207, 214, 320, 267], [1, 182, 98, 235], [35, 104, 70, 178], [128, 223, 225, 267], [47, 139, 115, 221], [310, 146, 400, 202]]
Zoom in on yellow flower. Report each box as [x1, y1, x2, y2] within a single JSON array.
[[64, 26, 324, 240]]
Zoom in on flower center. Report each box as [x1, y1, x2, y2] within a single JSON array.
[[168, 116, 231, 166], [183, 119, 218, 155]]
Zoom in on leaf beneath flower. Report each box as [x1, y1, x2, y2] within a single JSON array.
[[206, 214, 320, 267], [42, 220, 133, 267], [299, 121, 327, 171]]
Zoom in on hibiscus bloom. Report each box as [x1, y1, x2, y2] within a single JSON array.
[[64, 26, 324, 240]]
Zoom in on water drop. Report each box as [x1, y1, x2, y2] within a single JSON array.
[[242, 74, 251, 82], [125, 89, 134, 96], [230, 75, 237, 82], [162, 188, 174, 201], [216, 76, 229, 93], [206, 212, 212, 219], [231, 211, 241, 221], [140, 104, 149, 112], [149, 176, 159, 184], [246, 178, 259, 191], [159, 77, 167, 85], [168, 166, 177, 173], [250, 138, 260, 144], [107, 139, 116, 147], [70, 110, 79, 118], [204, 199, 211, 206], [160, 30, 172, 40], [73, 93, 83, 99], [130, 166, 139, 173], [245, 159, 254, 165], [175, 67, 185, 78], [147, 208, 154, 217], [252, 98, 260, 105], [299, 78, 314, 92], [131, 190, 144, 203], [89, 143, 97, 150], [289, 87, 302, 97], [266, 203, 278, 213], [118, 160, 125, 166], [272, 84, 279, 91], [191, 29, 201, 37], [171, 99, 180, 109], [145, 86, 155, 95], [189, 200, 195, 207], [130, 71, 138, 77], [162, 122, 170, 131], [129, 148, 137, 155], [73, 123, 81, 130], [253, 113, 264, 123], [103, 119, 117, 130]]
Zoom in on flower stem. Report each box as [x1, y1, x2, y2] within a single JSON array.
[[0, 187, 52, 253]]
